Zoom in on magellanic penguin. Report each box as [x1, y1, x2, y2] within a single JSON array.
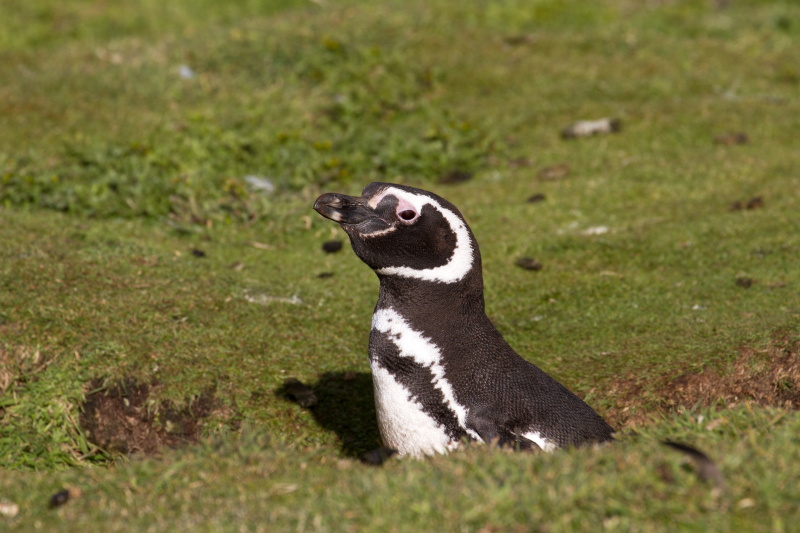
[[314, 182, 614, 458]]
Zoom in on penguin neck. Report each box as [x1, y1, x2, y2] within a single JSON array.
[[375, 267, 486, 320]]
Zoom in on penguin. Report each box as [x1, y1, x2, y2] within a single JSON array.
[[314, 182, 614, 458]]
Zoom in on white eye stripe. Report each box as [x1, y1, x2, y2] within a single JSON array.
[[362, 225, 397, 238], [369, 188, 426, 211], [372, 187, 474, 283]]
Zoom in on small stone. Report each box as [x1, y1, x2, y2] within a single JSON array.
[[729, 197, 763, 212], [191, 248, 206, 258], [737, 498, 755, 509], [244, 175, 275, 194], [714, 132, 748, 145], [581, 226, 609, 236], [49, 490, 70, 509], [177, 65, 195, 79], [562, 118, 621, 139], [515, 257, 543, 271], [322, 240, 343, 253], [0, 501, 19, 518], [503, 34, 536, 46], [746, 196, 763, 210], [527, 193, 546, 203]]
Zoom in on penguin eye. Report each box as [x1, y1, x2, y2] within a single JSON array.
[[398, 209, 417, 222]]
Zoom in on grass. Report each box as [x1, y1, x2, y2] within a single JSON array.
[[2, 408, 800, 531], [1, 0, 800, 530]]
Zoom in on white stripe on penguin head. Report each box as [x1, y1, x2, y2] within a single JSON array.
[[369, 187, 474, 284]]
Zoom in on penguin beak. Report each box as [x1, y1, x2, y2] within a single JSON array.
[[314, 193, 378, 225]]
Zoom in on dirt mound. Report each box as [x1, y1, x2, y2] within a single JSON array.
[[606, 334, 800, 429], [80, 379, 218, 455]]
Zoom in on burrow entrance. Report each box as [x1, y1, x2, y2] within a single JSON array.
[[605, 333, 800, 429], [80, 378, 221, 456]]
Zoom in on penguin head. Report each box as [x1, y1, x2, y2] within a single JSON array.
[[314, 182, 480, 285]]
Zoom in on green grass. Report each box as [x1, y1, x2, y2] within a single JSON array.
[[1, 0, 800, 530], [2, 408, 800, 531]]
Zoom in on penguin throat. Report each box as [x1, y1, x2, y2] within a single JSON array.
[[376, 273, 487, 326]]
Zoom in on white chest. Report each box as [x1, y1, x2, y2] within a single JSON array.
[[370, 361, 457, 458], [368, 307, 475, 457]]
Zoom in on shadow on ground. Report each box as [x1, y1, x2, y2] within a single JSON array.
[[278, 372, 381, 458]]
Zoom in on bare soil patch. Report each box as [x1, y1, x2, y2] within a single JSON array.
[[80, 378, 219, 455], [605, 334, 800, 429]]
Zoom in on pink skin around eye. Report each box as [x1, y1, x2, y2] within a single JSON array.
[[395, 197, 418, 221]]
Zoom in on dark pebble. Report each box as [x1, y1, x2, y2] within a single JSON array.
[[527, 193, 546, 203], [714, 132, 748, 145], [746, 196, 763, 210], [515, 257, 543, 271], [191, 248, 206, 258], [729, 196, 764, 212], [322, 240, 343, 253], [503, 34, 535, 46], [49, 490, 70, 509]]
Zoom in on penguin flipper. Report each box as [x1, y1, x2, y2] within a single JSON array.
[[465, 405, 500, 444], [466, 406, 540, 450]]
